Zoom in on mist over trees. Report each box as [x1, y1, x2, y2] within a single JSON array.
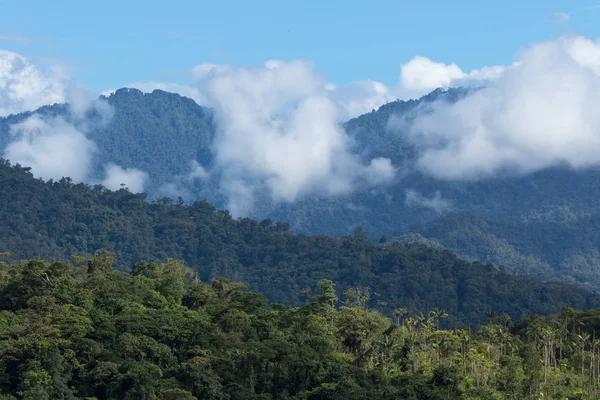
[[5, 87, 600, 294]]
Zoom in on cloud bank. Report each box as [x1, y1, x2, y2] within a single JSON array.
[[408, 36, 600, 180], [109, 37, 596, 210], [8, 34, 600, 205], [179, 56, 510, 213], [192, 60, 396, 214]]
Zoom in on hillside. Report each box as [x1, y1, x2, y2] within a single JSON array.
[[5, 88, 600, 291], [398, 211, 600, 291], [0, 160, 597, 326], [0, 88, 217, 198]]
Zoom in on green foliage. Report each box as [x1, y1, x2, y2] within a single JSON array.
[[401, 210, 600, 292], [0, 160, 597, 325], [1, 256, 600, 399]]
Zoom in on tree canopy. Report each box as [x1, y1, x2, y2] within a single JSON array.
[[0, 159, 597, 326], [2, 254, 600, 399]]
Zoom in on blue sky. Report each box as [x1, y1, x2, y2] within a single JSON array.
[[0, 0, 598, 91]]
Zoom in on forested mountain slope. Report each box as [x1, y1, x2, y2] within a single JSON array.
[[0, 160, 597, 326], [4, 87, 598, 234], [4, 88, 600, 292], [399, 211, 600, 291], [93, 89, 215, 182], [0, 88, 217, 198]]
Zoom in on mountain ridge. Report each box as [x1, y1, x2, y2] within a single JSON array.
[[4, 87, 600, 292]]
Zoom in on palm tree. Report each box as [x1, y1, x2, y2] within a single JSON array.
[[499, 313, 512, 329], [393, 308, 411, 325], [539, 325, 557, 382], [430, 308, 448, 330], [577, 332, 591, 376], [456, 329, 470, 373]]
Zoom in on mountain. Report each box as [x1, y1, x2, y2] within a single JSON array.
[[0, 88, 217, 198], [93, 89, 215, 185], [4, 88, 600, 291], [0, 160, 597, 326]]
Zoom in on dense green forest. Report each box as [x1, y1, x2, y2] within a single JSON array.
[[397, 211, 600, 291], [6, 88, 600, 293], [3, 254, 600, 399], [1, 159, 598, 326]]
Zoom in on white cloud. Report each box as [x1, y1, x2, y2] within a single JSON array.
[[408, 36, 600, 180], [363, 157, 396, 185], [101, 163, 148, 193], [0, 50, 69, 117], [400, 56, 466, 93], [3, 96, 124, 187], [187, 160, 209, 181], [153, 160, 209, 200], [405, 189, 451, 214], [107, 54, 512, 211], [192, 59, 396, 214], [326, 56, 507, 119], [303, 57, 508, 119], [4, 115, 96, 182]]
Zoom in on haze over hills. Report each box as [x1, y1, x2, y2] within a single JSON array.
[[4, 84, 600, 292]]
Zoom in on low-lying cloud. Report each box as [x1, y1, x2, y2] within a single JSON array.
[[405, 189, 452, 214], [5, 115, 96, 182], [155, 160, 210, 200], [1, 50, 149, 193], [192, 60, 397, 214], [98, 45, 537, 210], [187, 160, 209, 181], [400, 57, 466, 93], [101, 163, 148, 193], [7, 34, 600, 206], [180, 55, 511, 212], [408, 36, 600, 180]]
